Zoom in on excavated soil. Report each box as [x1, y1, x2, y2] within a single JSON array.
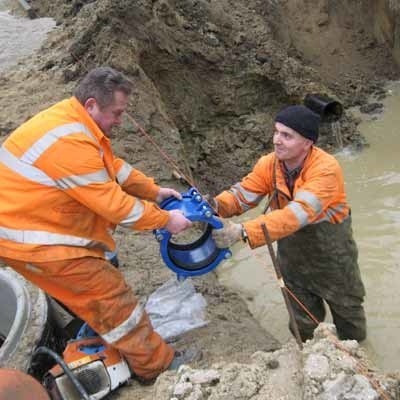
[[1, 0, 400, 399]]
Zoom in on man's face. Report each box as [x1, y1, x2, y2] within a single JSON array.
[[85, 90, 129, 137], [273, 122, 312, 165]]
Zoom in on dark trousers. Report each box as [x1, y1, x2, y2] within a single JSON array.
[[285, 279, 366, 342]]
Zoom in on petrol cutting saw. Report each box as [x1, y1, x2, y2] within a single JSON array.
[[42, 324, 131, 400]]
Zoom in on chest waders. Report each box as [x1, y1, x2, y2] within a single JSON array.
[[264, 160, 366, 341]]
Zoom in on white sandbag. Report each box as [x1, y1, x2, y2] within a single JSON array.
[[145, 277, 208, 341]]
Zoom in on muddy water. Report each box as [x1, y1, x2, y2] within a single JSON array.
[[0, 1, 55, 73], [218, 82, 400, 372]]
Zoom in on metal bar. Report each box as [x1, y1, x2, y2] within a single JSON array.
[[261, 223, 303, 349]]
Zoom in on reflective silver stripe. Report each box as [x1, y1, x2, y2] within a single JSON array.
[[116, 162, 133, 185], [332, 204, 346, 214], [0, 147, 109, 190], [228, 187, 251, 212], [294, 190, 322, 214], [20, 123, 95, 164], [314, 215, 330, 223], [325, 208, 336, 219], [119, 200, 145, 227], [101, 299, 145, 343], [313, 209, 349, 225], [324, 204, 346, 220], [0, 225, 108, 249], [0, 147, 57, 187], [287, 201, 309, 227], [232, 183, 264, 204], [55, 169, 110, 190]]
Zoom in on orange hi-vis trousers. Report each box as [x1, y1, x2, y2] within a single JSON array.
[[1, 256, 174, 380]]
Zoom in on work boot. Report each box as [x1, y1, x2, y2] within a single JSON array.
[[168, 348, 202, 370]]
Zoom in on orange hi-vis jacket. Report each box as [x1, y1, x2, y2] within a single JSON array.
[[0, 97, 170, 262], [216, 146, 350, 248]]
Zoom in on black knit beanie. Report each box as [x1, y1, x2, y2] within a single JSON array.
[[275, 105, 321, 143]]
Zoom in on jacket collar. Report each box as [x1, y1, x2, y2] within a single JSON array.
[[69, 96, 109, 144], [274, 147, 314, 198]]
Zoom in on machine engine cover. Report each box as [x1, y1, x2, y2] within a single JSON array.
[[45, 326, 131, 400]]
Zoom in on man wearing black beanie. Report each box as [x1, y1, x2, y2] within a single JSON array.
[[212, 105, 366, 342]]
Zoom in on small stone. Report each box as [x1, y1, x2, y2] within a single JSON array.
[[304, 354, 330, 381], [173, 381, 193, 397], [187, 385, 204, 400], [359, 103, 383, 115], [317, 12, 329, 26], [313, 323, 337, 339], [204, 33, 219, 47], [189, 369, 220, 385], [321, 373, 379, 400], [267, 359, 279, 369], [251, 351, 279, 369], [340, 339, 359, 354]]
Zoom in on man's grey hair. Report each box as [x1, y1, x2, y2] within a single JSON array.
[[74, 67, 133, 108]]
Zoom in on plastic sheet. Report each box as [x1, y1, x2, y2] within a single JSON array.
[[145, 277, 208, 341]]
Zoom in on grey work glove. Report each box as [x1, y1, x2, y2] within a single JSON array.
[[212, 220, 243, 248]]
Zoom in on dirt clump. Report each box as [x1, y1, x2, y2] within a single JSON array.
[[130, 324, 400, 400]]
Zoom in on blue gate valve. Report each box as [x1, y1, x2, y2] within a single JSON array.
[[154, 187, 232, 279]]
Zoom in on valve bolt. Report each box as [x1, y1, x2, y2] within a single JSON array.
[[204, 210, 212, 218]]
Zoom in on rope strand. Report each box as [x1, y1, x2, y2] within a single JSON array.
[[125, 113, 197, 189]]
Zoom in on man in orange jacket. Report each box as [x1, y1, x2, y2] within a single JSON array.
[[212, 105, 366, 342], [0, 67, 195, 380]]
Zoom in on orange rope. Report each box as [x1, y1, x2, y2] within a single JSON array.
[[282, 284, 320, 325], [124, 113, 197, 189]]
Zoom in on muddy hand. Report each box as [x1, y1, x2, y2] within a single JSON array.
[[212, 220, 242, 248]]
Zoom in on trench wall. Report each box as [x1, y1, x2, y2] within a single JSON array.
[[374, 0, 400, 66]]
